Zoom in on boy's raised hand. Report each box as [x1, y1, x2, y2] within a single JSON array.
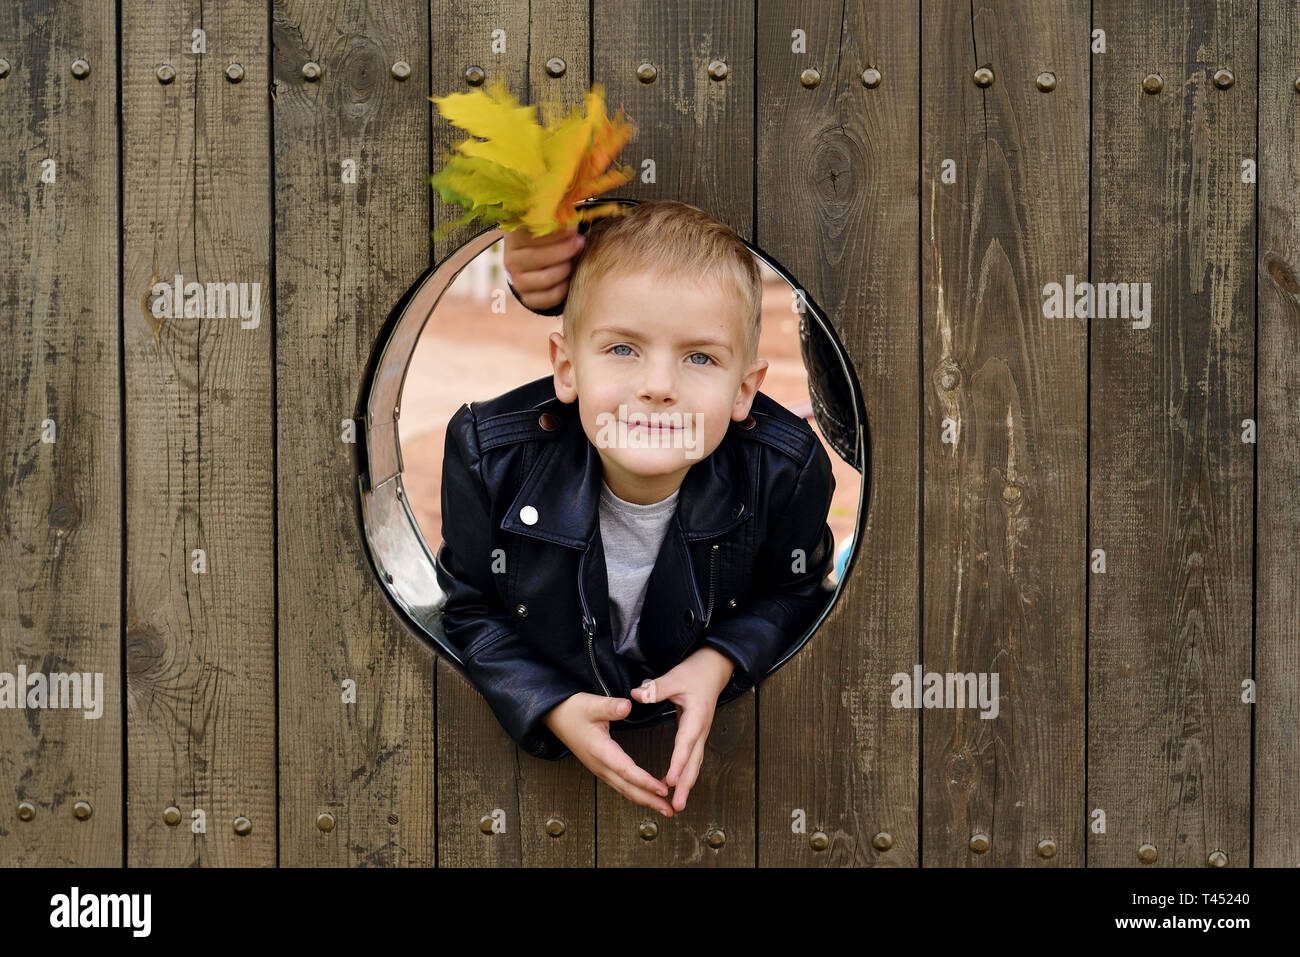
[[502, 225, 585, 312], [628, 646, 736, 812], [542, 692, 676, 817]]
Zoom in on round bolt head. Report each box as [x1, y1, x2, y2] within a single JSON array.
[[1294, 74, 1300, 93], [465, 65, 485, 86], [16, 801, 35, 821], [302, 61, 322, 82], [1137, 842, 1157, 864], [969, 832, 990, 853], [545, 57, 566, 78], [0, 58, 10, 79], [225, 63, 245, 83], [799, 68, 821, 89], [973, 66, 994, 87], [1212, 68, 1234, 89], [638, 820, 659, 840], [1208, 849, 1228, 867], [391, 60, 411, 81], [1142, 73, 1163, 94], [73, 800, 93, 820], [316, 812, 335, 832], [872, 831, 893, 851], [861, 66, 882, 88], [1036, 837, 1057, 858], [545, 816, 565, 837], [233, 815, 252, 835], [1036, 71, 1057, 92], [156, 64, 176, 84], [479, 814, 495, 834], [705, 826, 726, 848], [636, 62, 658, 83], [71, 58, 91, 79], [707, 59, 728, 81], [387, 812, 399, 825], [809, 830, 829, 851], [163, 805, 182, 826]]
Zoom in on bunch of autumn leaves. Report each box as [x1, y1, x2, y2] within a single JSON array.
[[427, 77, 637, 242]]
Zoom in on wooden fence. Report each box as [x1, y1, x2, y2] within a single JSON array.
[[1, 0, 1297, 867]]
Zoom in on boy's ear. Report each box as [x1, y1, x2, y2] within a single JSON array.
[[550, 332, 578, 403], [731, 358, 768, 420]]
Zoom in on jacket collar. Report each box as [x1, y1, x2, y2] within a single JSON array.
[[500, 390, 757, 548]]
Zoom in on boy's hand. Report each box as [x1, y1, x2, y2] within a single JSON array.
[[628, 646, 735, 812], [502, 225, 584, 312], [542, 692, 676, 817]]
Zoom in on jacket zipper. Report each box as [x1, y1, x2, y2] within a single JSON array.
[[577, 552, 612, 696], [704, 543, 719, 628]]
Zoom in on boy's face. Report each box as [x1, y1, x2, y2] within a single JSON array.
[[549, 266, 768, 506]]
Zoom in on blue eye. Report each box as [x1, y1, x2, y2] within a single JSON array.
[[608, 344, 634, 357], [688, 353, 714, 366]]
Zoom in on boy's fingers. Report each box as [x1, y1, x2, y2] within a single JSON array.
[[672, 736, 708, 811], [605, 774, 674, 817], [504, 233, 582, 276], [664, 710, 703, 788]]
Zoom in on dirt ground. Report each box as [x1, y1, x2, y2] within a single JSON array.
[[398, 276, 862, 570]]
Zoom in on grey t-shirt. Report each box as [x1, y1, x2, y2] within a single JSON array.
[[598, 478, 681, 663]]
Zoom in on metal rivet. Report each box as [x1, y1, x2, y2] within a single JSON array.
[[1142, 73, 1163, 94], [0, 59, 10, 79], [71, 58, 90, 79], [1002, 484, 1022, 505], [809, 830, 829, 851], [969, 832, 990, 853], [1036, 838, 1057, 858], [1137, 843, 1157, 864], [519, 505, 538, 525], [799, 68, 821, 89], [872, 831, 893, 851], [973, 66, 993, 88], [225, 63, 244, 83], [233, 816, 252, 835], [391, 60, 411, 81], [163, 806, 182, 826], [156, 64, 176, 85], [1213, 68, 1234, 89], [1208, 849, 1228, 867], [707, 59, 728, 81], [393, 404, 401, 420], [387, 812, 399, 825], [727, 598, 737, 610], [465, 65, 485, 86], [1294, 74, 1300, 94], [638, 820, 659, 840], [1036, 71, 1057, 93], [316, 812, 335, 832], [538, 412, 558, 431], [705, 826, 726, 848], [861, 66, 881, 88], [16, 801, 35, 821], [302, 61, 322, 82], [739, 415, 755, 430], [516, 603, 528, 618], [479, 814, 495, 834], [73, 800, 93, 820], [636, 62, 658, 84], [545, 816, 565, 837], [545, 57, 566, 78]]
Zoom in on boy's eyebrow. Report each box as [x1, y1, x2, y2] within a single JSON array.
[[589, 325, 733, 353]]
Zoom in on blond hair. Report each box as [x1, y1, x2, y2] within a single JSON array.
[[563, 200, 761, 364]]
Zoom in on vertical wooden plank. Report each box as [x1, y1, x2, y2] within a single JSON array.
[[0, 0, 121, 866], [432, 0, 596, 867], [756, 3, 920, 866], [592, 0, 755, 866], [1091, 1, 1254, 866], [1254, 0, 1299, 867], [121, 1, 275, 865], [921, 0, 1089, 865], [274, 3, 435, 865]]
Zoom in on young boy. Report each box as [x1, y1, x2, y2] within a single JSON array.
[[435, 200, 835, 817]]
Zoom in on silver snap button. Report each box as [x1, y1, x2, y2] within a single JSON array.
[[727, 598, 737, 610], [520, 505, 538, 525], [516, 604, 528, 618]]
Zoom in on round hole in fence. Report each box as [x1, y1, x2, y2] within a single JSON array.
[[358, 197, 868, 741]]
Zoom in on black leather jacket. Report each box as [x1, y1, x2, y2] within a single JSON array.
[[434, 374, 836, 760]]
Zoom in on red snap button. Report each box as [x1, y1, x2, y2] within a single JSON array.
[[538, 412, 559, 431]]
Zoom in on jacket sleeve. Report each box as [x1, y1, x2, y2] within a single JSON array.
[[507, 277, 566, 317], [434, 403, 588, 760], [701, 435, 836, 700]]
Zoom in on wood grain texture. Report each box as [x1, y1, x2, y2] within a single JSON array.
[[756, 0, 920, 867], [121, 0, 275, 865], [1090, 0, 1254, 867], [274, 0, 436, 866], [0, 0, 121, 866]]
